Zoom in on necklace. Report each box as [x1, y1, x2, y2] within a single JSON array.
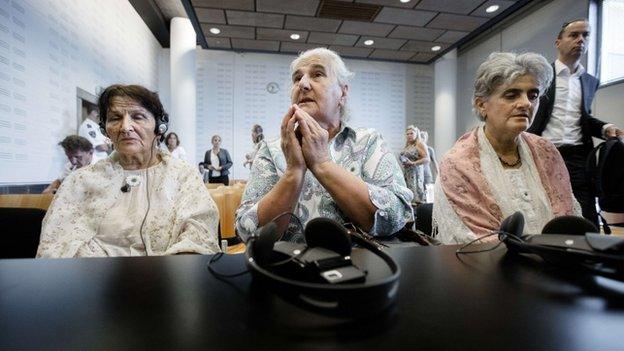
[[498, 155, 521, 167]]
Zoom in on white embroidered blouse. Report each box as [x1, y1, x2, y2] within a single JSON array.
[[37, 150, 220, 258], [433, 126, 581, 244]]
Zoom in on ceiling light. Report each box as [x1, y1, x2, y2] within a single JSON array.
[[486, 4, 500, 13], [431, 46, 441, 51], [209, 27, 221, 35], [400, 0, 411, 3], [290, 33, 300, 40], [364, 39, 374, 46]]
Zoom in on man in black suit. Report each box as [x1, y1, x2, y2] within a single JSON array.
[[528, 19, 623, 226]]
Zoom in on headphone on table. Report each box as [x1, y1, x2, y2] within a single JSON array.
[[245, 216, 401, 318], [500, 212, 624, 278]]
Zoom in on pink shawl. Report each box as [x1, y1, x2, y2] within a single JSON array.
[[439, 128, 575, 236]]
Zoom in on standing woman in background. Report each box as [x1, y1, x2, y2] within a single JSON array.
[[400, 125, 429, 204], [244, 124, 264, 169], [203, 134, 232, 185], [164, 132, 187, 161], [420, 130, 438, 185]]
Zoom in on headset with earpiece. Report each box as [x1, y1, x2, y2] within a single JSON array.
[[99, 109, 169, 143], [500, 212, 624, 279], [245, 216, 400, 318]]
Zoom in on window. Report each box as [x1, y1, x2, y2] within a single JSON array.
[[599, 0, 624, 84]]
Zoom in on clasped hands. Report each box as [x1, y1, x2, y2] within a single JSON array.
[[281, 104, 331, 174]]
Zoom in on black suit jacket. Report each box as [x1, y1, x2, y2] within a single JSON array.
[[527, 64, 605, 153], [202, 148, 233, 177]]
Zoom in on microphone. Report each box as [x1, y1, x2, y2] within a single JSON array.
[[120, 175, 141, 193], [541, 215, 598, 235]]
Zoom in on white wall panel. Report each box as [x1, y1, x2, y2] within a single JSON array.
[[0, 0, 161, 184], [195, 50, 434, 179]]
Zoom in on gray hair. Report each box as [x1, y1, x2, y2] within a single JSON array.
[[472, 52, 553, 120], [290, 47, 354, 120]]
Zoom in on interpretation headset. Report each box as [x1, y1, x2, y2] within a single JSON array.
[[499, 212, 624, 278], [245, 216, 401, 318], [98, 92, 169, 144]]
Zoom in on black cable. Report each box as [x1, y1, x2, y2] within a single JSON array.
[[455, 231, 521, 256], [137, 137, 158, 256], [207, 212, 305, 278], [207, 253, 250, 278]]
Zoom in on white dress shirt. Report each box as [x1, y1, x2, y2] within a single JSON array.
[[542, 60, 584, 146], [79, 119, 110, 161]]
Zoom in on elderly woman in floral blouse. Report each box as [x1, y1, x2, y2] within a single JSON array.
[[236, 48, 413, 241], [37, 85, 220, 257]]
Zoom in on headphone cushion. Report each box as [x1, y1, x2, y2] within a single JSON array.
[[304, 217, 352, 257], [500, 211, 525, 237], [252, 222, 281, 266]]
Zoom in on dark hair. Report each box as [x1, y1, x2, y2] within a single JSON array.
[[59, 135, 93, 153], [557, 18, 589, 39], [86, 104, 99, 115], [97, 84, 168, 132], [165, 132, 180, 147], [252, 124, 264, 143]]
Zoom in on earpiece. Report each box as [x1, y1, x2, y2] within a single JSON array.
[[304, 217, 352, 257], [500, 211, 525, 237], [541, 215, 598, 235]]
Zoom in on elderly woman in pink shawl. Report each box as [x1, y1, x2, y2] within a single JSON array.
[[432, 52, 580, 244]]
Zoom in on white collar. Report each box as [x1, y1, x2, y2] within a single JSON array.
[[555, 59, 585, 77]]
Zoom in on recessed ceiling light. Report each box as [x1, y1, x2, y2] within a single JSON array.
[[400, 0, 411, 3], [486, 4, 500, 13], [364, 39, 374, 46], [431, 46, 441, 51], [209, 27, 221, 35], [290, 33, 300, 40]]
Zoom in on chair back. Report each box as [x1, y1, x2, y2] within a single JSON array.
[[221, 186, 244, 239], [415, 203, 433, 236], [0, 194, 54, 210], [0, 207, 46, 258]]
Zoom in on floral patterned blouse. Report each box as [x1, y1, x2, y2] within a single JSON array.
[[236, 123, 414, 241], [37, 150, 220, 258]]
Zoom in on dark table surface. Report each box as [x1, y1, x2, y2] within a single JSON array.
[[1, 245, 624, 350]]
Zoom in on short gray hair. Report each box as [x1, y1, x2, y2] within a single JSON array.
[[290, 47, 354, 120], [472, 52, 553, 120]]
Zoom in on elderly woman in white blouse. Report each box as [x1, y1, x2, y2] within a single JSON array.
[[37, 84, 220, 258], [432, 52, 580, 244]]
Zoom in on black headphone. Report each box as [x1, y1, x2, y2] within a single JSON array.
[[99, 111, 169, 142], [499, 212, 624, 278], [245, 216, 400, 318]]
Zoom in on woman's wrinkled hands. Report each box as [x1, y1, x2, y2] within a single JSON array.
[[281, 104, 306, 173], [293, 105, 330, 173]]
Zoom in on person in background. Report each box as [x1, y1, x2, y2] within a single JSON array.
[[400, 125, 429, 204], [163, 132, 187, 162], [37, 84, 220, 258], [527, 19, 623, 227], [420, 130, 438, 186], [236, 48, 412, 242], [433, 52, 579, 245], [42, 135, 96, 194], [202, 134, 233, 185], [79, 105, 110, 162], [244, 124, 264, 169]]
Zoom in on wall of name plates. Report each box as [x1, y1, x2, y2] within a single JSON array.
[[0, 0, 161, 183]]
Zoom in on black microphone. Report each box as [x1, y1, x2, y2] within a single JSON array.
[[121, 184, 130, 193], [500, 211, 525, 237], [541, 215, 599, 235]]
